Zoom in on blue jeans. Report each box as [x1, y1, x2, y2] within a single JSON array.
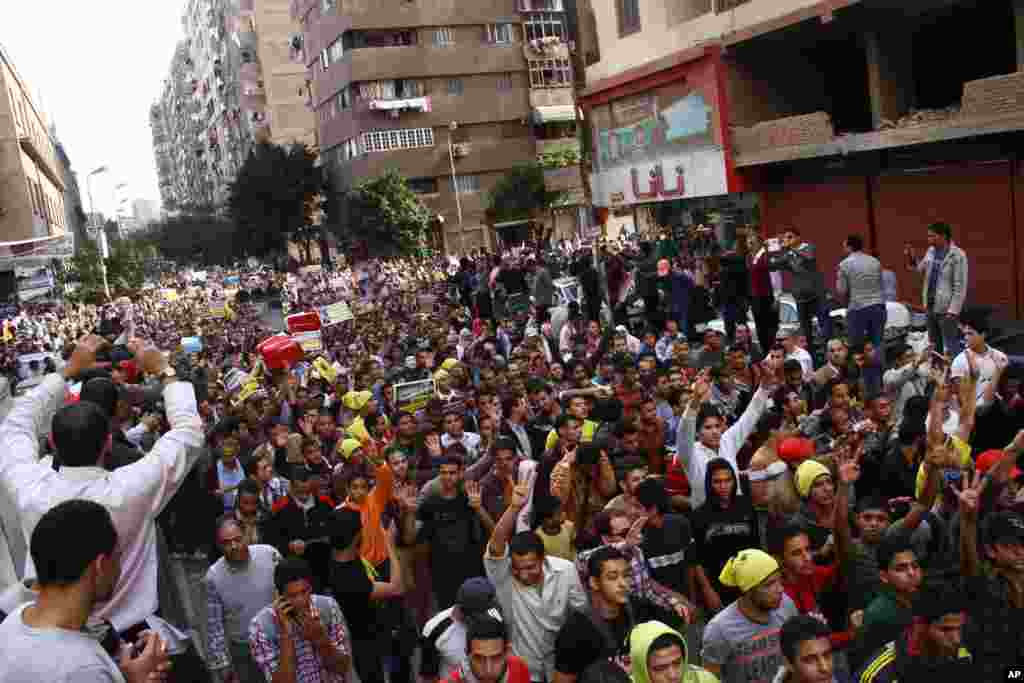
[[928, 312, 962, 358], [847, 303, 886, 350]]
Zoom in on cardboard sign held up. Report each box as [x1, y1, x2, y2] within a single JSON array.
[[293, 330, 323, 352], [318, 301, 353, 326], [394, 379, 435, 414]]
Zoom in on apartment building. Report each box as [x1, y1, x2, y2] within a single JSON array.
[[0, 45, 68, 244], [295, 0, 585, 253], [151, 0, 315, 211], [578, 0, 1024, 316]]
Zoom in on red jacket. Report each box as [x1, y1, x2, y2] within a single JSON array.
[[442, 656, 530, 683]]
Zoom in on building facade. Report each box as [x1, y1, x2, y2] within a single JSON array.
[[53, 135, 86, 255], [151, 0, 316, 211], [0, 45, 68, 244], [578, 0, 1024, 316], [295, 0, 588, 253]]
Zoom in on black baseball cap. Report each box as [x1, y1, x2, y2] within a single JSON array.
[[456, 577, 497, 614]]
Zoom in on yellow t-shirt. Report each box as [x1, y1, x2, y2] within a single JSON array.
[[544, 420, 598, 451], [537, 521, 576, 561], [914, 435, 972, 499]]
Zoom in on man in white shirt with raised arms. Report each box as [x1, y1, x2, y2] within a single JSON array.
[[0, 334, 204, 679]]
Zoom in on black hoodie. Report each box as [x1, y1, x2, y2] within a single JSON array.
[[690, 458, 759, 603]]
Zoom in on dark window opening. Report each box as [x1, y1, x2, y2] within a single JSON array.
[[910, 0, 1016, 110], [798, 32, 872, 134], [407, 177, 439, 194]]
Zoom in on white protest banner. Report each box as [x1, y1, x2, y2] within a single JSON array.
[[394, 379, 435, 414], [318, 301, 353, 326]]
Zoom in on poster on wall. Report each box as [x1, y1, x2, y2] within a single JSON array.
[[589, 79, 729, 207]]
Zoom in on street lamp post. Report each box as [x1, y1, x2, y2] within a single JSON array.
[[86, 166, 111, 300], [447, 121, 462, 254]]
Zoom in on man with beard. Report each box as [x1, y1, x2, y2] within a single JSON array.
[[265, 467, 335, 591], [205, 517, 281, 682], [701, 549, 799, 683], [553, 546, 682, 683]]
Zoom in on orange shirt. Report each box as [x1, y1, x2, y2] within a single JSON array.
[[343, 462, 394, 567]]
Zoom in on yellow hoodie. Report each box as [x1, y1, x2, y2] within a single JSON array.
[[629, 621, 719, 683]]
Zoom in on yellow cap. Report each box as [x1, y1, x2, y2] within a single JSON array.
[[441, 358, 459, 371], [719, 549, 780, 593], [339, 438, 363, 460], [342, 390, 372, 412], [795, 460, 832, 498]]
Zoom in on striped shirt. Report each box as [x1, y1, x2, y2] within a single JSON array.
[[837, 251, 884, 311]]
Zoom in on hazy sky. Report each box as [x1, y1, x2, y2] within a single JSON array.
[[3, 1, 187, 218]]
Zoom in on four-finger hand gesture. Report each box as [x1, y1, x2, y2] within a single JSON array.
[[466, 480, 483, 510]]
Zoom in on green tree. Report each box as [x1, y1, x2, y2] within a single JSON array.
[[487, 162, 565, 243], [332, 170, 431, 257], [228, 142, 321, 260], [64, 237, 145, 301], [135, 212, 237, 266]]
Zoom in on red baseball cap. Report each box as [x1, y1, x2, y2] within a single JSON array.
[[778, 437, 815, 464], [975, 449, 1022, 479]]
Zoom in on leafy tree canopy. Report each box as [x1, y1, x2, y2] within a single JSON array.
[[332, 170, 431, 257], [487, 162, 565, 224], [228, 142, 321, 259]]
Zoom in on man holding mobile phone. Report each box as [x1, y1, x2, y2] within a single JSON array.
[[249, 558, 351, 683]]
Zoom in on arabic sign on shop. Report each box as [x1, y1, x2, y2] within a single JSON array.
[[589, 81, 728, 207]]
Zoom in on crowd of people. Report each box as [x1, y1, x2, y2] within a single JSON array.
[[0, 219, 1021, 683]]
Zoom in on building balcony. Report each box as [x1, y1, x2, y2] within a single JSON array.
[[529, 87, 574, 109], [523, 39, 570, 61], [17, 136, 65, 192], [346, 42, 524, 82], [341, 137, 535, 186], [515, 0, 564, 11]]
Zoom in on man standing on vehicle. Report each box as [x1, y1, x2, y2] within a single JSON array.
[[769, 228, 831, 349], [904, 221, 968, 357], [837, 234, 885, 352]]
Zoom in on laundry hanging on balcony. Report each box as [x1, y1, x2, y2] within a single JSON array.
[[532, 104, 576, 124], [368, 96, 432, 113]]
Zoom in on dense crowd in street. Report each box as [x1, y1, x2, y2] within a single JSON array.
[[0, 220, 1022, 683]]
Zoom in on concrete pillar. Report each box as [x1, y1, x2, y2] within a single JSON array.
[[864, 28, 915, 129], [1015, 0, 1024, 71]]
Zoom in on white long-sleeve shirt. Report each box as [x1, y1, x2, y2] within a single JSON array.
[[0, 373, 203, 630], [675, 387, 770, 509]]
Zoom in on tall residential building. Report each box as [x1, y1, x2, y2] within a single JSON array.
[[151, 0, 315, 211], [132, 199, 161, 227], [53, 135, 85, 255], [577, 0, 1024, 315], [296, 0, 586, 253], [0, 44, 68, 243]]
